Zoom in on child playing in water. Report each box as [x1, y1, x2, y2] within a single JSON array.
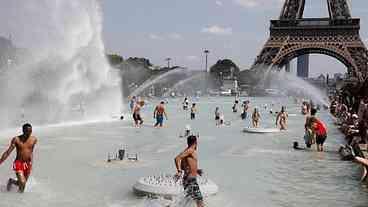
[[252, 107, 261, 128]]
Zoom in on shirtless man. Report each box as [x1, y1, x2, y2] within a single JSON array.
[[276, 106, 288, 130], [174, 135, 204, 207], [153, 101, 168, 128], [132, 101, 144, 127], [0, 123, 37, 193]]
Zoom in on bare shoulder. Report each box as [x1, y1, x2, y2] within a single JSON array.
[[31, 136, 38, 144]]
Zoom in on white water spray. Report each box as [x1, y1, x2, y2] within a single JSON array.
[[0, 0, 121, 128], [270, 71, 329, 106]]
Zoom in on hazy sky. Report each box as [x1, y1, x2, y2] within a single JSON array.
[[101, 0, 368, 77]]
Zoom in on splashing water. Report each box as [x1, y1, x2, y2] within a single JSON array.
[[130, 68, 188, 97], [269, 70, 329, 106], [163, 72, 206, 97], [0, 0, 121, 129]]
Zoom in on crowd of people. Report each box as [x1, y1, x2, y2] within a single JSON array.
[[330, 96, 368, 149]]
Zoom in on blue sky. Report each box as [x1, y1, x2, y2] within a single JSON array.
[[97, 1, 367, 76]]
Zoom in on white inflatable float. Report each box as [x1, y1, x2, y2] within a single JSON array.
[[243, 128, 280, 134], [133, 174, 219, 197]]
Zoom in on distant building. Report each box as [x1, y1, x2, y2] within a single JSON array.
[[297, 55, 309, 78]]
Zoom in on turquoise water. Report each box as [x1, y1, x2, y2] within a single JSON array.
[[0, 97, 367, 207]]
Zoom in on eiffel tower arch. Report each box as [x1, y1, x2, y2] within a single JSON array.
[[250, 0, 368, 82]]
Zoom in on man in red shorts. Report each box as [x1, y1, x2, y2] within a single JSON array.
[[0, 123, 37, 193]]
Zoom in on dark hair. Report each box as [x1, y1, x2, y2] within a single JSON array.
[[311, 108, 317, 116], [22, 123, 32, 131], [192, 103, 196, 106], [160, 101, 165, 104], [187, 135, 197, 147]]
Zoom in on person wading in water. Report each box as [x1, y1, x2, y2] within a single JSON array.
[[0, 123, 37, 193], [153, 101, 168, 128], [174, 135, 204, 207]]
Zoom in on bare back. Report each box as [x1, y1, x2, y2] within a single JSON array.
[[177, 147, 199, 177]]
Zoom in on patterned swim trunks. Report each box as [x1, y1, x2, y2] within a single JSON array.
[[183, 176, 203, 201]]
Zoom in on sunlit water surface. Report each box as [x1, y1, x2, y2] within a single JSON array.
[[0, 97, 367, 207]]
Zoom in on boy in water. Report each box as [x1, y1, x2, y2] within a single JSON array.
[[174, 135, 204, 207], [0, 123, 37, 193], [190, 103, 197, 120], [153, 101, 168, 128]]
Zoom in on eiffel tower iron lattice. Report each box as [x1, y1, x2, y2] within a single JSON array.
[[251, 0, 368, 82]]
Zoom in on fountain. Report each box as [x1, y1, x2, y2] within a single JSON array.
[[0, 0, 121, 129], [130, 68, 189, 97], [163, 72, 206, 97], [269, 70, 329, 106], [133, 174, 218, 198]]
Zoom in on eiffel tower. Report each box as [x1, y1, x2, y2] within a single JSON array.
[[250, 0, 368, 82]]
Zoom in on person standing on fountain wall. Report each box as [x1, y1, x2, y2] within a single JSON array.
[[174, 135, 204, 207], [0, 123, 37, 193], [132, 100, 144, 127], [276, 106, 288, 130], [190, 103, 197, 120], [153, 101, 168, 128]]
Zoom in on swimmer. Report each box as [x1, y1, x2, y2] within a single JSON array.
[[276, 106, 288, 130], [174, 135, 204, 207], [0, 123, 37, 193], [252, 107, 261, 128], [132, 101, 144, 127], [190, 103, 197, 120], [153, 101, 168, 128]]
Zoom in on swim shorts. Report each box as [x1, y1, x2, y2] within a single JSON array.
[[183, 176, 203, 202], [133, 113, 142, 122], [156, 115, 164, 125], [191, 113, 195, 120], [13, 160, 32, 177]]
